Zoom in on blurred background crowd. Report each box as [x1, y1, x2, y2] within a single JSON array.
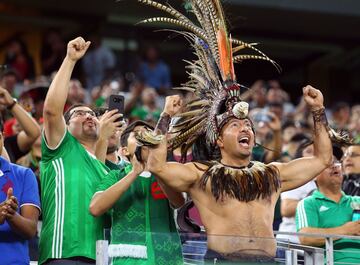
[[1, 0, 360, 263]]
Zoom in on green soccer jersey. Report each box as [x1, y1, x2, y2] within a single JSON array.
[[97, 164, 183, 265], [296, 190, 360, 264], [39, 131, 113, 264]]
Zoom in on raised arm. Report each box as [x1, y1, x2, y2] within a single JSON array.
[[274, 86, 332, 192], [43, 37, 90, 148], [148, 139, 199, 192], [0, 86, 41, 152], [90, 155, 143, 217], [147, 95, 199, 192]]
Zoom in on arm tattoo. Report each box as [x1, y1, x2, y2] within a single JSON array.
[[155, 113, 171, 135]]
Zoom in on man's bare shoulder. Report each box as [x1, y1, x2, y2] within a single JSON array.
[[184, 161, 209, 178], [185, 161, 209, 169], [269, 161, 284, 171]]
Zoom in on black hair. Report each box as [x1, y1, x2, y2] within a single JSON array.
[[332, 102, 349, 113], [282, 120, 296, 131], [0, 68, 18, 80], [120, 120, 154, 147], [63, 103, 90, 124], [294, 138, 313, 159], [289, 133, 310, 144], [295, 138, 344, 160]]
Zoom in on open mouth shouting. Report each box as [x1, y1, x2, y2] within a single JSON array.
[[238, 135, 251, 148]]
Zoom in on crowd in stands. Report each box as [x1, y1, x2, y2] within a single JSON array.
[[0, 33, 359, 265]]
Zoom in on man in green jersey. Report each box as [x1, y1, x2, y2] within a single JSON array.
[[90, 120, 184, 265], [39, 37, 122, 264], [296, 153, 360, 264]]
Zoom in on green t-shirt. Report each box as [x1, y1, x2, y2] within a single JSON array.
[[97, 164, 183, 265], [39, 131, 114, 264], [296, 190, 360, 264], [130, 106, 161, 122]]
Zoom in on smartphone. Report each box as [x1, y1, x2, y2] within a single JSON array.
[[108, 95, 124, 121]]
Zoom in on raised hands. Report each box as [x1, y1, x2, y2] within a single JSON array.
[[0, 86, 15, 108], [303, 85, 324, 111], [66, 37, 91, 62], [0, 188, 18, 224], [163, 95, 183, 117], [98, 109, 124, 141]]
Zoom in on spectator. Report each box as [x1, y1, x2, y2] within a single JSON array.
[[38, 37, 121, 265], [41, 29, 66, 76], [0, 86, 41, 163], [250, 110, 282, 163], [342, 144, 360, 196], [20, 81, 49, 121], [249, 80, 267, 109], [130, 87, 162, 126], [138, 45, 171, 95], [281, 133, 310, 162], [266, 83, 295, 118], [0, 118, 41, 265], [94, 109, 128, 169], [282, 121, 298, 146], [349, 105, 360, 142], [4, 38, 35, 81], [296, 152, 360, 264], [90, 120, 184, 265], [331, 101, 350, 131], [0, 69, 18, 97], [277, 140, 322, 245], [66, 79, 88, 108], [82, 35, 116, 90]]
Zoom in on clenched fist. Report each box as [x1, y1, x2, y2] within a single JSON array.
[[163, 95, 183, 117], [66, 37, 91, 62], [303, 85, 324, 111]]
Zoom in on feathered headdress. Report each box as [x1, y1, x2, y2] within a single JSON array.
[[136, 0, 279, 151]]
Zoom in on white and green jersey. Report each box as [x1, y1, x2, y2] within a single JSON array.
[[296, 190, 360, 264], [39, 131, 112, 264]]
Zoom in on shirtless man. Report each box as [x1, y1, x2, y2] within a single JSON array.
[[146, 85, 332, 261]]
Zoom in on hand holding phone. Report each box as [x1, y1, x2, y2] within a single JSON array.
[[108, 95, 124, 121]]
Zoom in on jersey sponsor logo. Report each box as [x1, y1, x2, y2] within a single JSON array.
[[51, 158, 65, 258], [139, 171, 151, 178], [1, 176, 13, 195], [151, 181, 167, 200], [319, 206, 329, 212]]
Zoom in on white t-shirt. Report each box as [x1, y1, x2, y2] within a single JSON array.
[[276, 181, 317, 243]]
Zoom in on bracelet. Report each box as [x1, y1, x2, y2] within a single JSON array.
[[155, 112, 171, 135], [6, 98, 17, 110], [311, 107, 328, 125]]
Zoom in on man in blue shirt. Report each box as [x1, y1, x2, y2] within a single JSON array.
[[0, 117, 41, 265], [139, 46, 171, 95]]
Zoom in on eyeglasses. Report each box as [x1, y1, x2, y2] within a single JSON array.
[[343, 152, 360, 159], [69, 109, 96, 120]]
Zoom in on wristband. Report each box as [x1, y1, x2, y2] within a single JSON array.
[[155, 112, 171, 135]]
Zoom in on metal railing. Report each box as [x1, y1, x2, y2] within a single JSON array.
[[96, 231, 360, 265], [275, 231, 360, 265]]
